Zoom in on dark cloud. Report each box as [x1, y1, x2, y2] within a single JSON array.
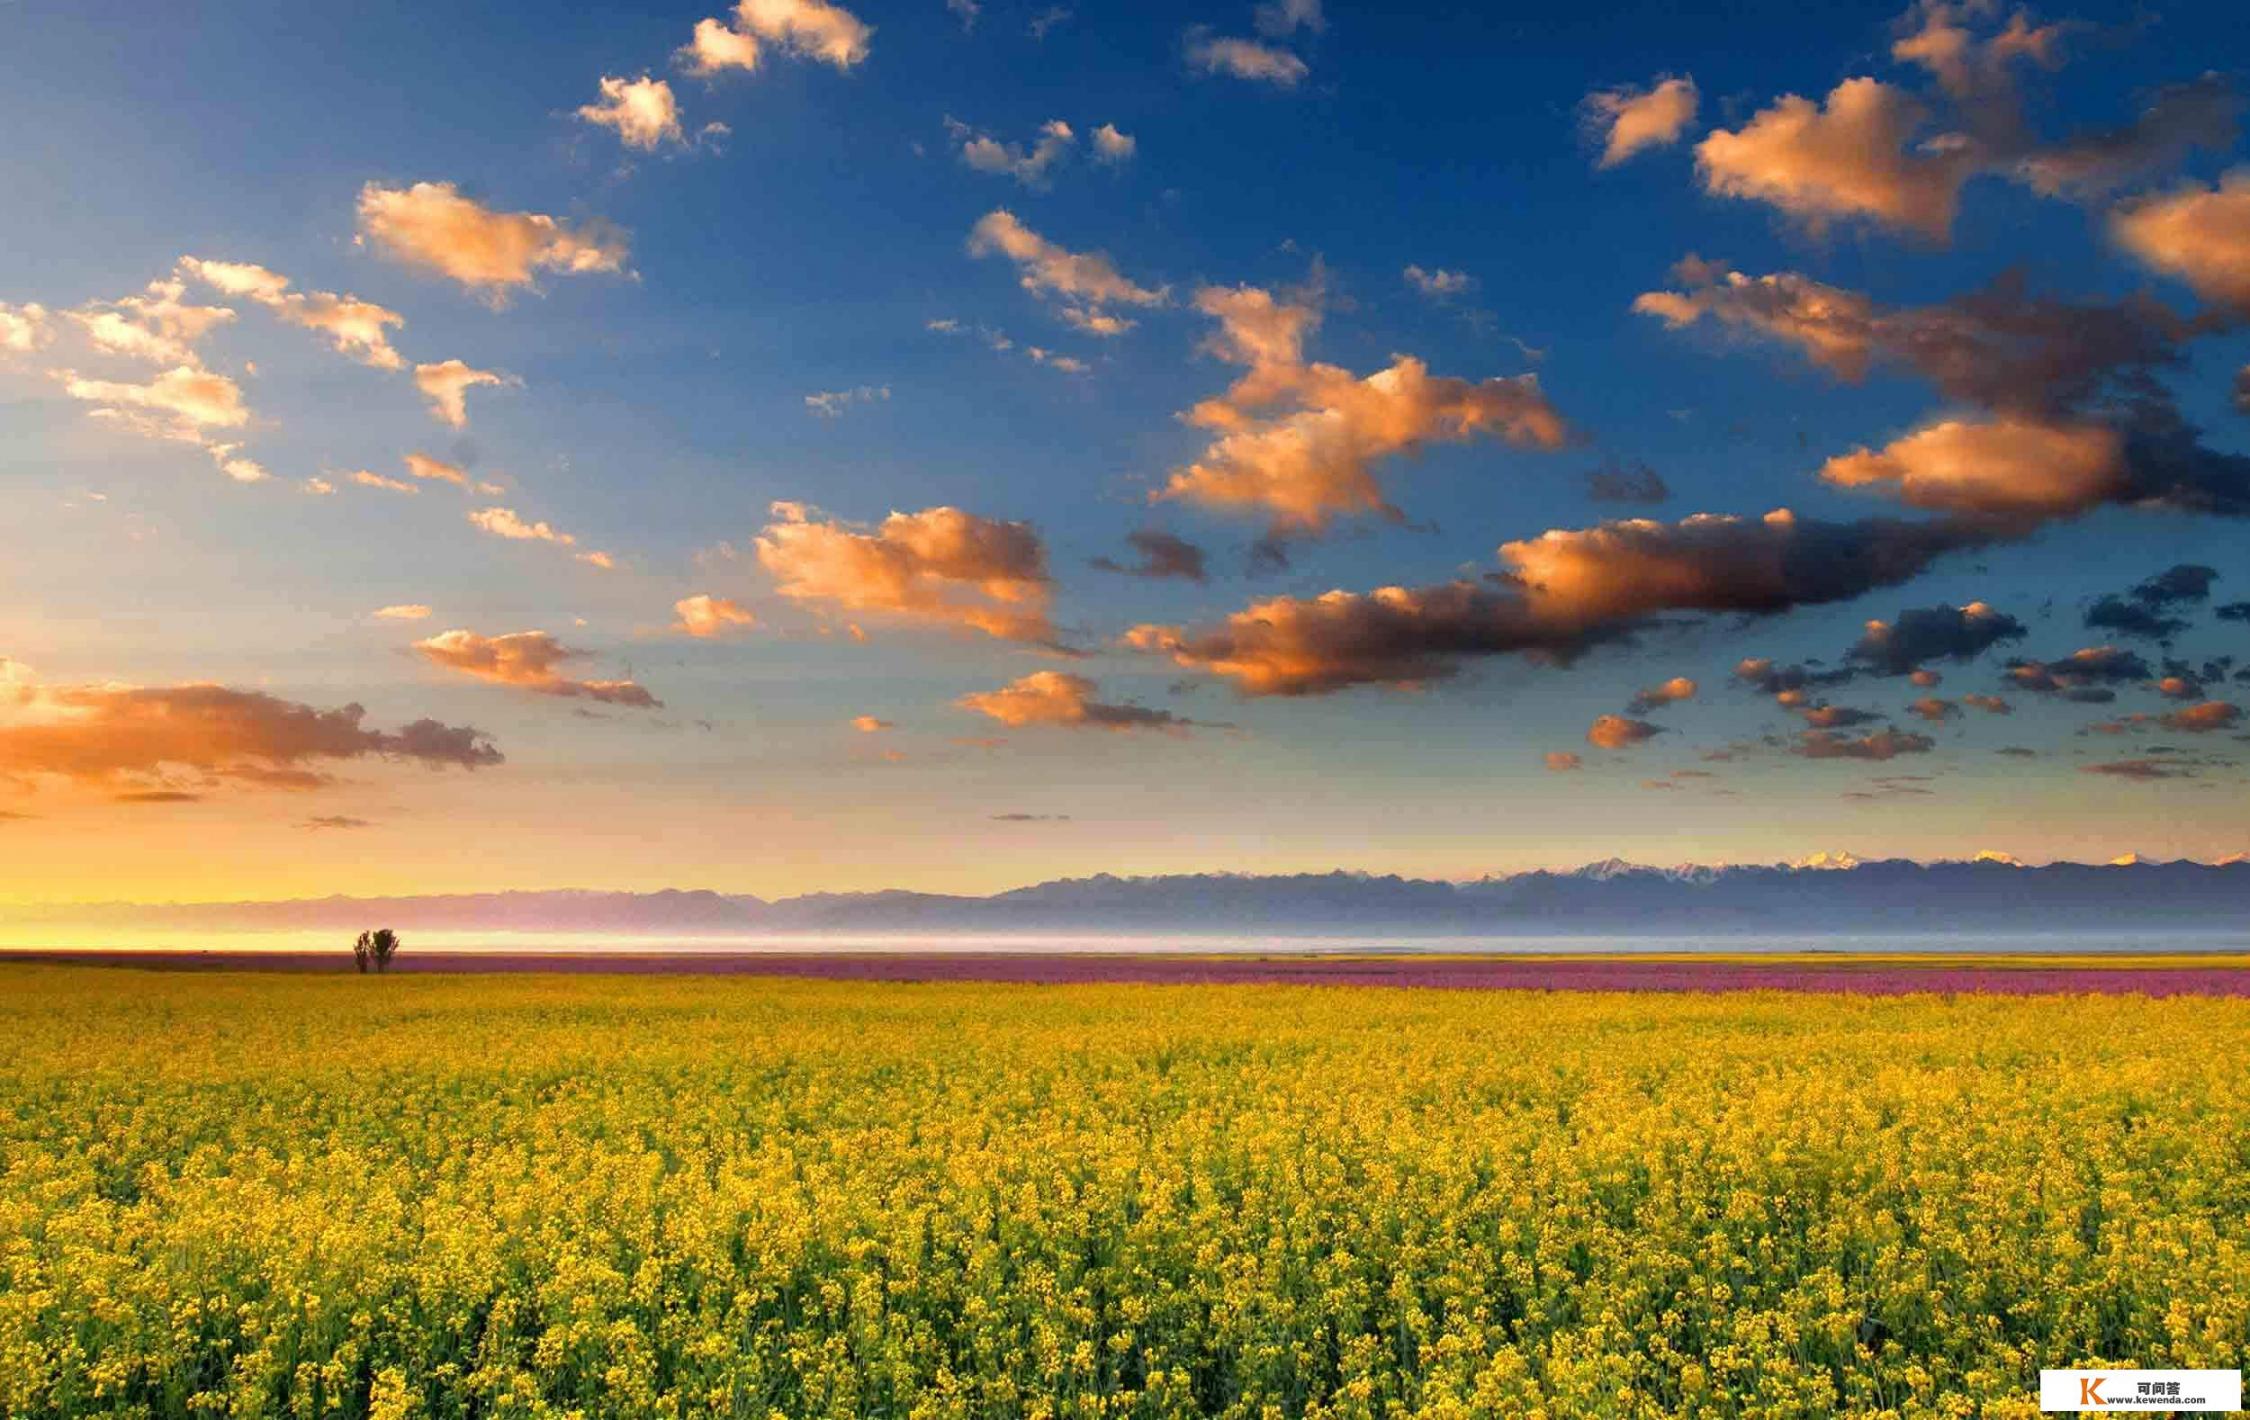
[[1090, 529, 1209, 583], [2083, 564, 2219, 639], [2081, 758, 2193, 780], [115, 790, 202, 804], [990, 812, 1072, 822], [1849, 601, 2025, 675], [1798, 704, 1885, 729], [1793, 727, 1936, 761], [2015, 75, 2241, 200], [1131, 509, 1994, 696], [1583, 458, 1670, 505], [2219, 602, 2250, 623], [302, 815, 376, 830], [2005, 646, 2154, 696]]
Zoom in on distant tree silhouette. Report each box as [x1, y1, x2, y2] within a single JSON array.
[[354, 928, 401, 974]]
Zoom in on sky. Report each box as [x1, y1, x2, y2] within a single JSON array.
[[3, 0, 2249, 905]]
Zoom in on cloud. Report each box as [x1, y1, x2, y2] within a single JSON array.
[[0, 664, 499, 794], [65, 277, 236, 367], [1793, 727, 1936, 760], [1090, 529, 1208, 582], [1403, 266, 1474, 299], [2081, 758, 2190, 780], [2160, 700, 2242, 733], [1819, 416, 2124, 518], [352, 470, 419, 495], [1695, 79, 1970, 240], [0, 301, 53, 353], [1634, 264, 2188, 419], [2017, 75, 2238, 200], [406, 453, 472, 488], [1130, 508, 1990, 696], [179, 257, 408, 371], [950, 118, 1076, 186], [958, 671, 1191, 732], [804, 384, 889, 417], [1092, 123, 1136, 163], [680, 16, 764, 74], [413, 360, 515, 428], [357, 182, 630, 298], [1253, 0, 1322, 36], [1583, 457, 1670, 505], [1185, 33, 1307, 86], [2111, 169, 2250, 312], [2005, 645, 2153, 698], [2083, 564, 2218, 639], [850, 715, 893, 733], [754, 501, 1056, 643], [1586, 714, 1663, 749], [967, 209, 1165, 331], [465, 507, 615, 569], [374, 604, 433, 620], [1908, 696, 1959, 722], [301, 815, 375, 830], [412, 630, 660, 707], [1157, 283, 1573, 534], [1735, 657, 1854, 703], [1847, 601, 2025, 675], [673, 594, 758, 637], [1963, 693, 2011, 713], [1543, 751, 1583, 772], [61, 366, 250, 451], [1624, 676, 1697, 714], [1797, 703, 1884, 729], [579, 75, 687, 151], [1583, 76, 1699, 167], [689, 0, 872, 72]]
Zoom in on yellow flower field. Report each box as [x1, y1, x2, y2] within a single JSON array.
[[1, 965, 2245, 1419]]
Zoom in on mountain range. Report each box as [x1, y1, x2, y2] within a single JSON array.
[[14, 856, 2250, 938]]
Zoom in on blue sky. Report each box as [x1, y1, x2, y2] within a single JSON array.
[[2, 0, 2247, 902]]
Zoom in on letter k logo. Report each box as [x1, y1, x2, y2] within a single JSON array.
[[2080, 1377, 2107, 1405]]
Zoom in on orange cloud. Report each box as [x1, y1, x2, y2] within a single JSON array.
[[1586, 714, 1663, 750], [352, 470, 418, 495], [681, 16, 764, 74], [60, 366, 251, 454], [1696, 78, 1970, 240], [2160, 700, 2242, 733], [1185, 34, 1307, 86], [673, 595, 758, 637], [958, 672, 1189, 732], [850, 715, 893, 733], [967, 209, 1165, 334], [2111, 169, 2250, 312], [1543, 751, 1583, 772], [66, 277, 236, 367], [413, 360, 515, 428], [357, 182, 630, 298], [465, 507, 612, 568], [0, 661, 499, 795], [0, 301, 53, 353], [1624, 676, 1697, 714], [690, 0, 872, 72], [754, 501, 1055, 643], [1156, 283, 1573, 533], [1819, 416, 2123, 517], [1584, 76, 1699, 167], [179, 257, 406, 370], [1907, 696, 1959, 722], [579, 75, 686, 150], [374, 604, 433, 620], [412, 630, 660, 707]]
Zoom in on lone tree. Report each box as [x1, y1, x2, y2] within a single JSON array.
[[353, 928, 401, 974]]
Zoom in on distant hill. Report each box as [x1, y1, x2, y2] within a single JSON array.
[[13, 858, 2250, 937]]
